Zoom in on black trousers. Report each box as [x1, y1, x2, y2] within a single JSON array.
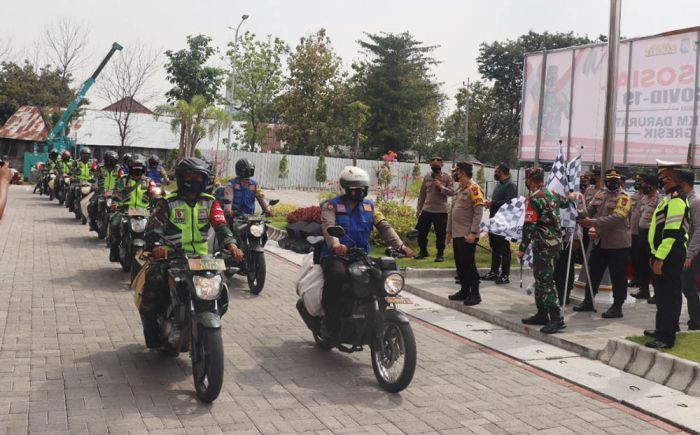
[[588, 245, 629, 305], [554, 241, 576, 304], [416, 212, 447, 255], [630, 234, 640, 283], [321, 256, 347, 330], [637, 229, 652, 293], [654, 247, 685, 345], [488, 233, 511, 276], [453, 237, 480, 296]]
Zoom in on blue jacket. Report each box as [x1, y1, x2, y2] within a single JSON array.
[[321, 196, 374, 258], [146, 164, 164, 184], [229, 177, 258, 214]]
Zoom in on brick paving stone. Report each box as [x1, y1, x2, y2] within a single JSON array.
[[0, 187, 684, 434]]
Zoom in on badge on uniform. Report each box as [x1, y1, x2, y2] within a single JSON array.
[[326, 203, 334, 210], [363, 203, 372, 212], [234, 183, 241, 190], [248, 184, 256, 191], [197, 209, 208, 222], [174, 209, 186, 224], [336, 203, 347, 214]]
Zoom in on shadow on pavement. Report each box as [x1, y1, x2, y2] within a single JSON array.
[[50, 265, 130, 291]]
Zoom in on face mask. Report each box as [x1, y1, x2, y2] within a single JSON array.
[[605, 180, 619, 191], [182, 179, 206, 195], [345, 188, 365, 201], [130, 168, 143, 178], [430, 165, 441, 173], [641, 185, 652, 194]]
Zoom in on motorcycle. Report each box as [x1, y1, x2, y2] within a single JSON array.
[[296, 225, 418, 393], [73, 180, 94, 224], [95, 191, 113, 240], [140, 232, 232, 403], [45, 171, 57, 201], [57, 175, 71, 205], [119, 207, 149, 278]]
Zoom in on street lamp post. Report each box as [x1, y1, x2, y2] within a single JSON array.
[[225, 14, 249, 174]]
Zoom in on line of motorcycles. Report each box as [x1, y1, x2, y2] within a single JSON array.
[[38, 172, 419, 398]]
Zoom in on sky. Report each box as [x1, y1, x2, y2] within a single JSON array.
[[2, 0, 700, 112]]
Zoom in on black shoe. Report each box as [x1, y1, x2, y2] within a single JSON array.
[[495, 275, 510, 284], [463, 295, 482, 306], [628, 280, 639, 288], [320, 318, 339, 344], [414, 251, 429, 260], [541, 318, 566, 334], [573, 300, 595, 312], [480, 271, 498, 281], [602, 305, 623, 319], [645, 340, 673, 349], [448, 290, 469, 301], [522, 311, 549, 326], [631, 290, 650, 299], [434, 256, 445, 263], [89, 221, 97, 232], [688, 322, 700, 331], [109, 246, 119, 262], [647, 296, 656, 304], [644, 329, 657, 338]]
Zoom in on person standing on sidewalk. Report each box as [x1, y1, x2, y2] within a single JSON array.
[[0, 159, 11, 220], [629, 173, 643, 288], [482, 163, 517, 284], [447, 162, 484, 306], [645, 162, 690, 349], [575, 169, 632, 318], [630, 174, 660, 301], [415, 156, 454, 262], [679, 170, 700, 330], [517, 167, 565, 334]]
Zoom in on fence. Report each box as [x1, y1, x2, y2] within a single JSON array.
[[202, 149, 528, 196]]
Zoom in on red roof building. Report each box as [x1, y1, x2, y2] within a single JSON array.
[[101, 97, 154, 115]]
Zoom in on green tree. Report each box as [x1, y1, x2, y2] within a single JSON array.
[[229, 32, 287, 150], [154, 95, 219, 158], [476, 164, 486, 190], [412, 160, 420, 177], [164, 34, 224, 104], [278, 154, 289, 179], [352, 32, 443, 158], [277, 29, 348, 155], [315, 154, 327, 183], [347, 100, 370, 164], [0, 60, 73, 126]]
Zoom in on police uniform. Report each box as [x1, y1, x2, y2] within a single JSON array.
[[576, 170, 632, 317], [632, 183, 660, 299], [224, 177, 269, 215], [629, 185, 642, 286], [447, 180, 484, 303], [319, 195, 403, 333], [108, 175, 154, 257], [646, 162, 690, 348], [88, 164, 121, 229], [146, 164, 169, 185], [415, 170, 453, 259]]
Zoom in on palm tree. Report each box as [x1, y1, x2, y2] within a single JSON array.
[[154, 95, 220, 159], [207, 109, 232, 175]]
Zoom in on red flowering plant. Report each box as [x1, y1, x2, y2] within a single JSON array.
[[375, 150, 398, 203], [286, 206, 322, 224]]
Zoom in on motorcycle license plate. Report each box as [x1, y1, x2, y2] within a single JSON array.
[[385, 296, 412, 304], [188, 258, 226, 271], [128, 208, 149, 217]]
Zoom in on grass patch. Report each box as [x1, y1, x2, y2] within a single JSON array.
[[268, 215, 288, 229], [628, 333, 700, 364]]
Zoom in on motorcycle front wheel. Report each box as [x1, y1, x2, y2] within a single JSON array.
[[48, 189, 54, 201], [119, 240, 131, 272], [247, 251, 266, 295], [191, 326, 224, 403], [130, 250, 142, 283], [371, 320, 417, 393]]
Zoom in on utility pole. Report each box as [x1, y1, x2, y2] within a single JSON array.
[[224, 14, 249, 174], [601, 0, 622, 174], [463, 78, 470, 161]]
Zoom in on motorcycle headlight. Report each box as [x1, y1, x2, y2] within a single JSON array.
[[249, 224, 264, 238], [193, 275, 222, 300], [383, 273, 404, 296], [130, 218, 147, 233], [81, 185, 91, 195]]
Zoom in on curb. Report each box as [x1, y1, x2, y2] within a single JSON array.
[[266, 225, 287, 242], [601, 338, 700, 397], [404, 282, 599, 359]]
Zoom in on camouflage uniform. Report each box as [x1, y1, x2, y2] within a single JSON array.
[[520, 186, 562, 310]]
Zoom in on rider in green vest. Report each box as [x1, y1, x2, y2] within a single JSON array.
[[138, 157, 243, 348], [67, 147, 94, 212], [109, 154, 154, 262], [88, 150, 121, 231]]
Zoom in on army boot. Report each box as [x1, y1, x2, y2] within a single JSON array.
[[541, 306, 566, 334], [602, 303, 623, 319], [522, 308, 548, 325]]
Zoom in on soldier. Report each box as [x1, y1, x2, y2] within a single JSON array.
[[517, 167, 565, 333], [447, 162, 484, 306], [415, 156, 454, 262], [630, 174, 660, 300], [575, 169, 632, 318], [644, 162, 690, 349]]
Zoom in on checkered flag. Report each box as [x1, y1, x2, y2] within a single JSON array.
[[480, 196, 526, 242], [567, 147, 583, 194], [522, 245, 534, 268], [546, 146, 568, 197]]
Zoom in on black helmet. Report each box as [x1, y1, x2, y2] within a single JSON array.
[[175, 158, 211, 192], [235, 158, 255, 178], [122, 153, 132, 164], [104, 151, 118, 167], [129, 154, 146, 176], [79, 147, 92, 158], [148, 154, 160, 167], [49, 148, 59, 158]]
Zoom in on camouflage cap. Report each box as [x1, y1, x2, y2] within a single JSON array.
[[525, 166, 545, 181]]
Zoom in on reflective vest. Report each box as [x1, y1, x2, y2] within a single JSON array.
[[320, 196, 374, 258], [76, 161, 92, 181], [230, 178, 258, 214], [164, 192, 215, 255], [47, 159, 58, 171], [101, 168, 119, 191], [59, 160, 73, 175], [122, 178, 150, 209], [146, 164, 163, 184], [649, 187, 689, 260]]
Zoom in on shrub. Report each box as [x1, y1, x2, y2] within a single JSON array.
[[287, 206, 322, 224], [412, 160, 421, 177], [278, 155, 289, 179], [315, 154, 327, 183], [370, 201, 416, 247], [476, 164, 486, 190], [271, 202, 297, 217]]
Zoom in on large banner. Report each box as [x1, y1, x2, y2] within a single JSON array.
[[520, 29, 700, 166]]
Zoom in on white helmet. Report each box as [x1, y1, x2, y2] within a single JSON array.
[[339, 166, 370, 197]]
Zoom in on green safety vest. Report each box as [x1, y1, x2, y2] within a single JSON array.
[[77, 162, 92, 181], [47, 160, 57, 171], [102, 168, 119, 191], [649, 188, 689, 260], [122, 178, 150, 209], [164, 192, 215, 256], [59, 160, 73, 175]]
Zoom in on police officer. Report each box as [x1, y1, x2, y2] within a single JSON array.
[[446, 162, 484, 306], [415, 156, 453, 262], [644, 162, 690, 349], [57, 150, 75, 205], [120, 153, 132, 176], [108, 154, 154, 262], [678, 170, 700, 330], [141, 158, 243, 348], [88, 151, 121, 231], [630, 174, 660, 300], [483, 163, 518, 283], [319, 166, 413, 340], [576, 169, 632, 318], [518, 167, 565, 333], [146, 154, 170, 185], [68, 147, 94, 212], [583, 168, 602, 206], [46, 148, 59, 173], [224, 158, 271, 217], [629, 174, 644, 288]]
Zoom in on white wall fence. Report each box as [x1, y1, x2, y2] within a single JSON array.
[[203, 149, 527, 196]]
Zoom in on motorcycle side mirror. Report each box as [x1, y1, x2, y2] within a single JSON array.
[[327, 225, 346, 238], [406, 229, 419, 241], [269, 199, 279, 206], [214, 186, 226, 201]]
